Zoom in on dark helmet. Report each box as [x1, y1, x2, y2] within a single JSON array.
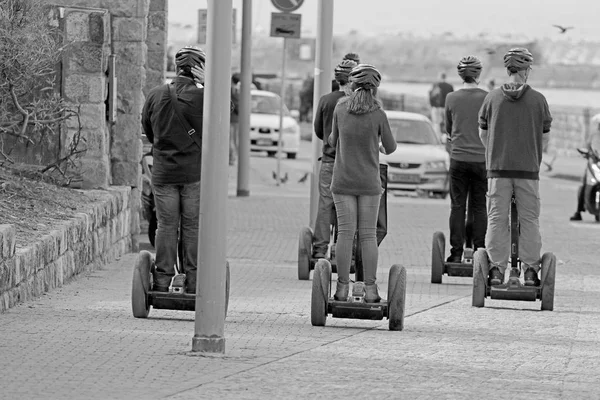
[[349, 64, 381, 89], [503, 47, 533, 71], [334, 59, 358, 83], [343, 52, 360, 64], [457, 55, 482, 79], [175, 46, 206, 69]]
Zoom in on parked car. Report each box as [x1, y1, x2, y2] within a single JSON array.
[[249, 90, 300, 159], [381, 110, 450, 198]]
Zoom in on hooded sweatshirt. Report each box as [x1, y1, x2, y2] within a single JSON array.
[[478, 83, 552, 180]]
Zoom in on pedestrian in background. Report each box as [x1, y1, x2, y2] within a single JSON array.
[[429, 72, 454, 137], [328, 64, 397, 303], [229, 74, 240, 166], [444, 56, 488, 263]]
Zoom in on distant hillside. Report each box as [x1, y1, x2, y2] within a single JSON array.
[[167, 24, 600, 89]]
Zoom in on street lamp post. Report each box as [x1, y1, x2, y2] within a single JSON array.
[[237, 0, 252, 197], [192, 0, 233, 354]]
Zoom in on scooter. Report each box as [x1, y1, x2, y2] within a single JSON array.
[[575, 147, 600, 222], [471, 193, 556, 310], [297, 164, 388, 280], [431, 198, 475, 283], [131, 250, 230, 318]]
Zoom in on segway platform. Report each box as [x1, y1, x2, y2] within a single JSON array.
[[310, 259, 407, 331], [131, 250, 230, 318], [431, 231, 474, 283]]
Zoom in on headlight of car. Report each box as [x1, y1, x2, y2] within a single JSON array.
[[283, 125, 297, 134], [425, 160, 447, 171]]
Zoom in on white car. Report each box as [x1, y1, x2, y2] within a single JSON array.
[[249, 90, 300, 159], [381, 110, 450, 198]]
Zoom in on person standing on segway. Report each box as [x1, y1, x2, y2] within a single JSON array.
[[328, 64, 397, 302], [444, 56, 488, 263], [141, 46, 206, 293], [479, 48, 552, 286], [312, 57, 358, 259]]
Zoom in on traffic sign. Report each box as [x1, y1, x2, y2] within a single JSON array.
[[270, 12, 301, 39], [270, 0, 304, 13]]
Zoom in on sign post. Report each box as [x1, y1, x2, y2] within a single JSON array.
[[270, 6, 302, 185]]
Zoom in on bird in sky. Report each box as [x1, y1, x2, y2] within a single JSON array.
[[298, 172, 309, 183], [553, 24, 574, 34]]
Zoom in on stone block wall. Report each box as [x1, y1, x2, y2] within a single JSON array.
[[0, 187, 132, 313], [145, 0, 168, 95]]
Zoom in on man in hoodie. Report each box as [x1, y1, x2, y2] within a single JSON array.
[[478, 48, 552, 287], [312, 57, 358, 259]]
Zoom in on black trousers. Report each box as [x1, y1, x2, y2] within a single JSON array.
[[449, 159, 487, 256]]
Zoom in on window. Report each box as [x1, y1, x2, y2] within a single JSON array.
[[251, 94, 290, 116], [389, 118, 439, 145]]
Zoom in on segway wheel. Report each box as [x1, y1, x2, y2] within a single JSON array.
[[431, 231, 445, 284], [540, 252, 556, 311], [388, 264, 407, 331], [132, 250, 153, 318], [311, 259, 331, 326], [225, 261, 231, 318], [298, 227, 313, 280], [472, 249, 487, 308]]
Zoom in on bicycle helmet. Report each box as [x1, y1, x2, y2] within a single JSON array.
[[457, 55, 482, 79], [349, 64, 381, 89], [175, 46, 206, 69], [334, 59, 358, 83], [343, 52, 360, 64], [503, 47, 533, 71]]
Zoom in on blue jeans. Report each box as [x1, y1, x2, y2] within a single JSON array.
[[313, 161, 335, 256], [332, 193, 380, 285], [153, 181, 200, 289]]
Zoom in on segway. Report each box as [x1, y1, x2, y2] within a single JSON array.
[[131, 250, 230, 318], [298, 164, 388, 280], [431, 198, 475, 283], [311, 259, 407, 331], [471, 193, 556, 310]]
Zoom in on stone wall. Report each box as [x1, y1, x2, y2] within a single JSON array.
[[0, 187, 132, 313]]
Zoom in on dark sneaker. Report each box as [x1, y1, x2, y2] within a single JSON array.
[[524, 267, 541, 286], [570, 212, 582, 221], [312, 249, 327, 259], [446, 254, 462, 263], [364, 284, 381, 303], [153, 284, 169, 292], [488, 267, 504, 286]]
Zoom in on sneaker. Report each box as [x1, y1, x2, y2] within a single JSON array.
[[334, 281, 349, 301], [364, 284, 381, 303], [488, 267, 504, 286], [312, 248, 327, 259], [446, 254, 462, 263], [524, 267, 541, 286], [570, 212, 582, 221]]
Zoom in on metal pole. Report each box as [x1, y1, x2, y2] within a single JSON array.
[[309, 0, 334, 228], [192, 0, 232, 354], [276, 38, 288, 186], [236, 0, 252, 197]]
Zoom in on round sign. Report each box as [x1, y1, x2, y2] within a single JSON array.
[[271, 0, 304, 13]]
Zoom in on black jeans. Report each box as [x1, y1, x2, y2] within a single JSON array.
[[449, 159, 487, 257]]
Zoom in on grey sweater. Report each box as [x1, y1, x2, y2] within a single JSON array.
[[328, 104, 397, 195], [445, 88, 487, 163]]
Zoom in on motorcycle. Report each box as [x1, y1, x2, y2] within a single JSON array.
[[576, 146, 600, 222]]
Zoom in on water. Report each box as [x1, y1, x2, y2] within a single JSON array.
[[381, 81, 600, 109]]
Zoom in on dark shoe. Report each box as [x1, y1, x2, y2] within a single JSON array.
[[524, 267, 541, 287], [312, 249, 327, 259], [364, 284, 381, 303], [152, 272, 173, 292], [334, 281, 349, 301], [153, 284, 169, 292], [446, 254, 462, 263], [570, 212, 582, 221], [185, 272, 197, 294], [488, 267, 504, 286]]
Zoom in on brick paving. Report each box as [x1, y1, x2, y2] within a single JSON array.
[[0, 150, 598, 399]]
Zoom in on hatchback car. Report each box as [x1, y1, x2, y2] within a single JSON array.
[[249, 90, 300, 159], [381, 110, 450, 198]]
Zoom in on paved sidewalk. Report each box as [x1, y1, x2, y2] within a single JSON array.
[[1, 153, 599, 399]]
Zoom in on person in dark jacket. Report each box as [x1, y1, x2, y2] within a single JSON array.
[[312, 58, 357, 259], [479, 48, 552, 287], [141, 46, 206, 294], [429, 72, 454, 136]]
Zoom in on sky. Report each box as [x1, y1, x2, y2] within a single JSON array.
[[168, 0, 600, 41]]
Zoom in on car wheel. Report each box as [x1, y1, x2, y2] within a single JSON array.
[[287, 153, 297, 159]]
